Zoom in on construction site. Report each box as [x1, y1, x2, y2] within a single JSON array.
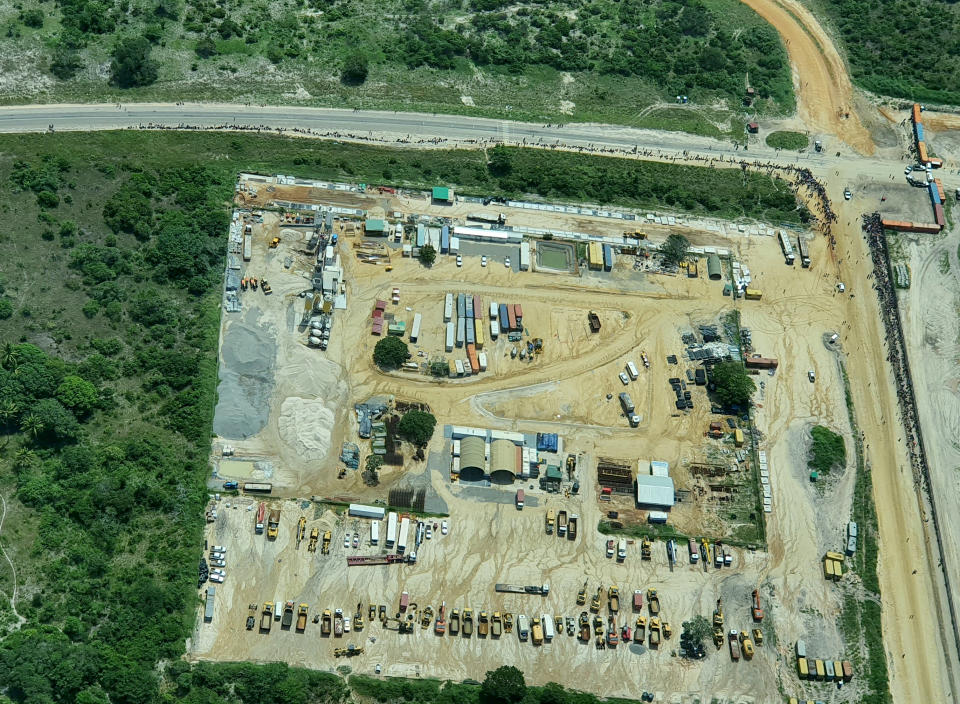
[[184, 172, 877, 702]]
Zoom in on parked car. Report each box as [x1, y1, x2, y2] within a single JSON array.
[[606, 540, 615, 558], [210, 545, 226, 553], [619, 372, 630, 385], [481, 256, 487, 267], [843, 188, 852, 200], [352, 533, 359, 548], [211, 558, 226, 568], [343, 534, 350, 548], [456, 255, 463, 267], [425, 525, 432, 539], [441, 520, 449, 535], [343, 617, 351, 633], [209, 574, 224, 583], [808, 370, 816, 382], [504, 257, 511, 268]]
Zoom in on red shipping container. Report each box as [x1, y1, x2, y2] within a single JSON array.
[[473, 295, 483, 319], [514, 303, 523, 320]]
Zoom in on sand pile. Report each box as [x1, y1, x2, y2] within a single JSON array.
[[278, 397, 336, 460]]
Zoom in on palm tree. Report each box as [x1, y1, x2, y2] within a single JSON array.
[[0, 400, 17, 428], [13, 448, 37, 470], [1, 342, 19, 371], [19, 414, 43, 440]]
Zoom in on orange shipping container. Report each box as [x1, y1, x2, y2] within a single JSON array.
[[935, 179, 946, 202], [467, 344, 479, 374], [918, 141, 928, 162], [913, 103, 922, 123]]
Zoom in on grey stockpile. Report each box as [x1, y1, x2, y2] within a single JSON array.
[[213, 314, 277, 439]]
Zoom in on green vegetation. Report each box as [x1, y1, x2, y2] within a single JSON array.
[[710, 361, 756, 408], [480, 666, 526, 704], [808, 425, 846, 475], [814, 0, 960, 105], [398, 410, 438, 447], [419, 243, 437, 266], [374, 336, 411, 369], [0, 0, 791, 133], [837, 363, 889, 704], [660, 233, 690, 266], [764, 130, 808, 151], [679, 614, 711, 655]]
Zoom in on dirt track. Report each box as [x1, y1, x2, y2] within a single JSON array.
[[740, 0, 876, 155]]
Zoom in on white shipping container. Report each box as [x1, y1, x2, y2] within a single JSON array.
[[348, 503, 386, 519], [490, 301, 499, 318], [478, 352, 488, 371], [370, 521, 379, 545], [445, 322, 455, 352], [519, 242, 531, 271], [452, 456, 461, 473], [449, 236, 460, 254], [490, 320, 499, 339], [542, 614, 555, 640], [397, 517, 411, 554], [444, 293, 453, 322], [410, 313, 422, 343], [453, 439, 461, 456], [386, 512, 398, 547], [455, 359, 464, 376]]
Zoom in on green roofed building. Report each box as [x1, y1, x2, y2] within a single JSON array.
[[432, 187, 454, 204], [365, 218, 386, 235]]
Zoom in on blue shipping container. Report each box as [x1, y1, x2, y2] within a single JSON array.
[[440, 225, 450, 254], [457, 294, 466, 319], [499, 304, 510, 330], [416, 224, 426, 248], [466, 297, 474, 318], [456, 318, 465, 347], [466, 321, 475, 345], [930, 183, 942, 206], [536, 433, 558, 452], [602, 244, 613, 272], [916, 123, 925, 142]]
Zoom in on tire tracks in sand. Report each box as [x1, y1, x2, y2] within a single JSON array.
[[739, 0, 876, 155]]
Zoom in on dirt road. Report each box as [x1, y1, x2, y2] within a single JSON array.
[[739, 0, 875, 155]]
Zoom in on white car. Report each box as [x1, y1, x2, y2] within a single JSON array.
[[211, 558, 226, 567], [210, 551, 224, 559], [210, 545, 226, 553], [456, 255, 463, 267], [343, 534, 350, 548], [209, 574, 224, 583], [504, 257, 511, 268], [904, 166, 912, 175], [211, 569, 226, 577], [441, 520, 449, 535], [843, 188, 852, 200], [837, 282, 846, 293], [481, 256, 487, 267], [343, 617, 351, 633], [619, 372, 630, 385], [808, 370, 816, 382], [425, 525, 432, 539]]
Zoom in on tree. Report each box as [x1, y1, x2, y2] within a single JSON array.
[[110, 37, 159, 88], [397, 410, 436, 446], [195, 37, 217, 58], [373, 336, 409, 370], [20, 8, 44, 28], [680, 614, 711, 658], [50, 40, 83, 80], [363, 454, 382, 486], [419, 243, 436, 266], [480, 666, 526, 704], [488, 145, 512, 176], [20, 413, 44, 439], [710, 361, 756, 408], [661, 233, 689, 266], [1, 342, 20, 369], [0, 297, 12, 320], [341, 51, 369, 85], [56, 375, 98, 416]]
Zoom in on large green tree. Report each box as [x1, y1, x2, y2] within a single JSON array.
[[373, 336, 409, 369], [397, 410, 436, 446], [110, 37, 158, 88], [710, 361, 756, 407], [419, 243, 436, 266], [480, 666, 526, 704], [661, 233, 690, 266]]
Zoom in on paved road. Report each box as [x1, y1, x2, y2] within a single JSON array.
[[0, 101, 900, 181]]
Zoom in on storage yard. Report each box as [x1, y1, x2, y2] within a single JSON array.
[[192, 176, 873, 701]]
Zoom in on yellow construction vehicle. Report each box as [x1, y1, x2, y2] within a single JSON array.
[[269, 237, 281, 248], [662, 622, 672, 639], [576, 582, 587, 606], [383, 617, 414, 634], [333, 645, 364, 657], [713, 599, 724, 628], [267, 508, 280, 540], [593, 614, 604, 635], [739, 631, 754, 659], [701, 537, 710, 563], [752, 628, 763, 646], [624, 229, 648, 240], [421, 606, 434, 629], [354, 603, 364, 631], [308, 527, 319, 552], [296, 516, 306, 547], [713, 627, 724, 648], [590, 587, 602, 613], [608, 586, 620, 613], [641, 537, 652, 560], [321, 531, 331, 554]]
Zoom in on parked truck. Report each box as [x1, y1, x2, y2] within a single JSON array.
[[267, 509, 280, 540], [260, 602, 273, 631], [557, 510, 568, 536], [649, 618, 661, 648], [516, 489, 525, 510], [321, 609, 332, 635], [517, 614, 530, 641], [542, 614, 555, 641], [282, 601, 294, 628], [617, 539, 627, 561], [255, 502, 266, 534], [296, 604, 308, 632], [545, 509, 555, 535], [728, 630, 741, 661], [531, 617, 544, 645], [608, 586, 620, 613], [633, 590, 643, 611], [568, 514, 578, 540], [647, 589, 660, 615]]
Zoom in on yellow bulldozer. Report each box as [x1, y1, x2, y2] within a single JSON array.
[[269, 237, 281, 248], [333, 645, 364, 657]]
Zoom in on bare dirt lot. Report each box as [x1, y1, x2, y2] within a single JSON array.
[[186, 180, 883, 701]]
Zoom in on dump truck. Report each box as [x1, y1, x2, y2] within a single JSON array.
[[282, 601, 294, 628], [728, 630, 741, 660], [588, 311, 602, 333], [608, 586, 620, 613], [576, 582, 586, 605], [578, 612, 591, 641], [649, 618, 661, 648], [450, 609, 460, 635], [462, 608, 474, 637], [255, 502, 266, 534], [568, 514, 579, 540], [647, 589, 660, 615], [635, 616, 646, 642], [641, 537, 651, 560], [557, 511, 568, 537], [308, 527, 319, 552], [260, 603, 273, 631], [633, 590, 643, 611], [334, 609, 344, 636], [321, 609, 332, 635], [322, 531, 331, 554], [739, 630, 754, 658], [267, 509, 280, 540], [751, 589, 764, 621], [545, 509, 555, 535], [296, 604, 308, 632], [478, 610, 489, 637], [492, 611, 502, 637], [752, 628, 763, 645], [531, 617, 544, 645]]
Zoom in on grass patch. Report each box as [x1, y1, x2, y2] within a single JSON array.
[[807, 425, 846, 475], [765, 131, 809, 151]]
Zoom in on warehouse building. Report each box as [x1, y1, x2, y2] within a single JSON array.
[[459, 436, 486, 482], [490, 439, 518, 484], [635, 475, 676, 510], [707, 254, 722, 280], [432, 187, 454, 204]]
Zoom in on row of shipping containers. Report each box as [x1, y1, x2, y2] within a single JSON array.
[[913, 103, 944, 168]]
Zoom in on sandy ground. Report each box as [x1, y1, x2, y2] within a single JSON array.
[[739, 0, 875, 155], [192, 183, 889, 700]]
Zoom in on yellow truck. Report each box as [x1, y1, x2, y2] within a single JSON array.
[[797, 657, 809, 679], [745, 288, 763, 300], [531, 617, 544, 645], [267, 508, 280, 539], [545, 509, 555, 535]]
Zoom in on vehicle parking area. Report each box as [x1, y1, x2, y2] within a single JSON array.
[[192, 177, 867, 702]]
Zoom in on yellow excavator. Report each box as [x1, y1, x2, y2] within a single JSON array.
[[333, 645, 364, 657], [308, 527, 319, 552], [296, 516, 306, 547]]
